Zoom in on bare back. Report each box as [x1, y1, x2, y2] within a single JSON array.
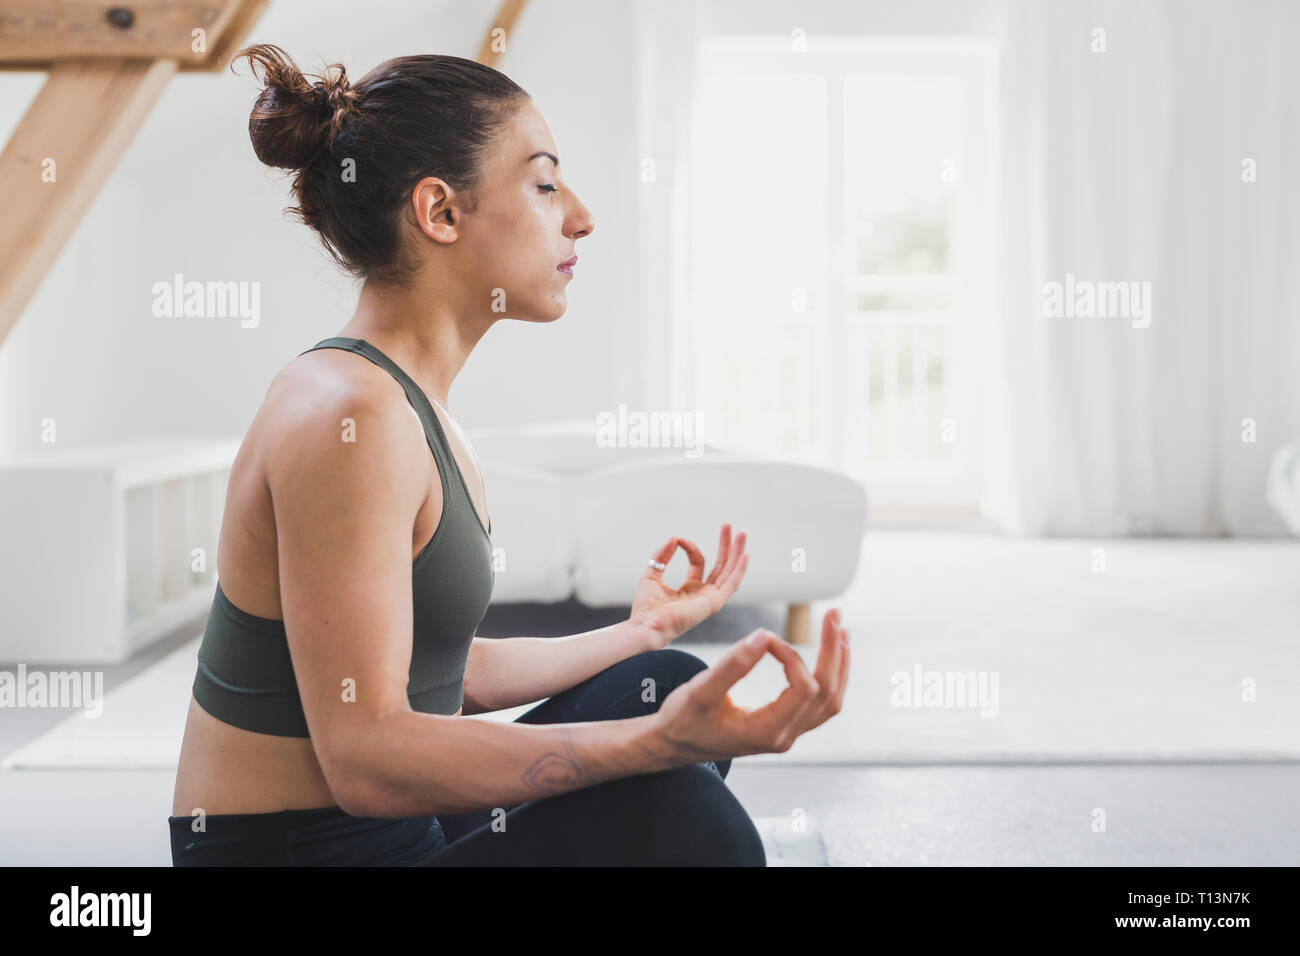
[[171, 347, 490, 816]]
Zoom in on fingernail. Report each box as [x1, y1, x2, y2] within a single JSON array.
[[746, 631, 765, 647]]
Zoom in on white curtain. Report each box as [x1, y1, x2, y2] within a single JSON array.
[[984, 0, 1300, 535], [623, 0, 703, 416]]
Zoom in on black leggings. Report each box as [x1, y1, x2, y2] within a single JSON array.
[[168, 648, 766, 866]]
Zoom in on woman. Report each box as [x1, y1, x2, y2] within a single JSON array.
[[168, 44, 850, 866]]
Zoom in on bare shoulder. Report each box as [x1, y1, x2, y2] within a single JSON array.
[[259, 346, 430, 507]]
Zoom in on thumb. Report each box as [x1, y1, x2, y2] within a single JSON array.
[[689, 629, 777, 704]]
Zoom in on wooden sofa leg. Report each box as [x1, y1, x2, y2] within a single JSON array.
[[786, 602, 811, 645]]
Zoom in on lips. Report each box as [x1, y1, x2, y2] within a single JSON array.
[[557, 255, 577, 276]]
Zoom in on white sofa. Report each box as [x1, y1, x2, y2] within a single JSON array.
[[468, 420, 868, 643]]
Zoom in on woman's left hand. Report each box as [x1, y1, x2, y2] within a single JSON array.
[[629, 523, 749, 648]]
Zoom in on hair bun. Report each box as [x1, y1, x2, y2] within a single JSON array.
[[236, 43, 356, 170], [316, 67, 358, 152]]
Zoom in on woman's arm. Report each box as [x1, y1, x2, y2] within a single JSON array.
[[267, 385, 688, 816], [460, 623, 660, 715], [462, 527, 750, 714], [269, 379, 841, 819], [329, 608, 843, 820]]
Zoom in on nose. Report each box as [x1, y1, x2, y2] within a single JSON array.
[[567, 191, 595, 239]]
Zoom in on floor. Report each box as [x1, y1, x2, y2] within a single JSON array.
[[3, 762, 1297, 866], [2, 530, 1298, 866]]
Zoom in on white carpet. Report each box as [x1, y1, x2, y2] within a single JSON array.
[[751, 816, 828, 866], [6, 533, 1299, 769]]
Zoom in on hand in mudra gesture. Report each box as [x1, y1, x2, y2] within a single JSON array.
[[650, 608, 850, 763], [629, 523, 749, 648]]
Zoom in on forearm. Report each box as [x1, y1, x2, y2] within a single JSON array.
[[461, 619, 661, 714], [343, 708, 698, 818]]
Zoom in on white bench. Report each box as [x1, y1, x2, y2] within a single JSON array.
[[0, 439, 238, 664], [471, 420, 868, 643]]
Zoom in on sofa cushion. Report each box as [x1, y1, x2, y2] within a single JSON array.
[[569, 456, 867, 607], [478, 463, 577, 603]]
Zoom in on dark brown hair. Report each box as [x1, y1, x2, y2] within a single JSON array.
[[233, 43, 530, 284]]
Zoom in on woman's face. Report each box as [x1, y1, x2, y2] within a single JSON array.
[[414, 100, 595, 323]]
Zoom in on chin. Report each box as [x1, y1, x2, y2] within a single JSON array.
[[512, 310, 564, 324], [499, 299, 565, 323], [536, 298, 567, 322]]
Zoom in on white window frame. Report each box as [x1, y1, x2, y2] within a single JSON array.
[[690, 35, 997, 517]]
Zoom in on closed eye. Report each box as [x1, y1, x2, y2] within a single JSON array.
[[538, 183, 557, 193]]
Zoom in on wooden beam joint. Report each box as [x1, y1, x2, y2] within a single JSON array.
[[0, 0, 268, 73]]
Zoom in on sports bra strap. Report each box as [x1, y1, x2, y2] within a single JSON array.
[[298, 336, 490, 536], [299, 335, 452, 461]]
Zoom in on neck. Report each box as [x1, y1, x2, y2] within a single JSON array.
[[336, 273, 491, 411]]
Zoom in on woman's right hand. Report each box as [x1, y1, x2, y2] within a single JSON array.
[[649, 609, 849, 763]]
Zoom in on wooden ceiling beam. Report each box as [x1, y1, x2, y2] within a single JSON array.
[[0, 0, 525, 348], [476, 0, 529, 68], [0, 58, 176, 343], [0, 0, 266, 347], [0, 0, 266, 72]]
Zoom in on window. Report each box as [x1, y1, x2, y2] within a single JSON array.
[[686, 37, 995, 512]]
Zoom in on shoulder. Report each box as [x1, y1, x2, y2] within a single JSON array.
[[261, 346, 429, 493]]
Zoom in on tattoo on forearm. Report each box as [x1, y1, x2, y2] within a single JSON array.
[[631, 734, 715, 768], [664, 738, 717, 761], [520, 728, 603, 793]]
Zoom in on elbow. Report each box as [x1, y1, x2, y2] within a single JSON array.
[[317, 737, 393, 818], [325, 766, 381, 818], [332, 777, 384, 818]]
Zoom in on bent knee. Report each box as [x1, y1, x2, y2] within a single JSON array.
[[654, 646, 710, 675], [614, 763, 766, 866], [626, 647, 710, 690]]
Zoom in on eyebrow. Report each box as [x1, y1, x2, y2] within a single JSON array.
[[527, 151, 560, 169]]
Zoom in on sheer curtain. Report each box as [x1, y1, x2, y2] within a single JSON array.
[[622, 0, 703, 417], [983, 0, 1300, 535], [626, 0, 1300, 534]]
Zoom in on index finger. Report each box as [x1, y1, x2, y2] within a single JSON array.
[[743, 637, 821, 740], [689, 628, 781, 703], [675, 537, 707, 583]]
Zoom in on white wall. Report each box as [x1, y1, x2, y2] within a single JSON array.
[[700, 0, 1001, 34], [0, 0, 1004, 456], [0, 0, 636, 456]]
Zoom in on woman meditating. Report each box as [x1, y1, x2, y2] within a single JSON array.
[[168, 43, 850, 866]]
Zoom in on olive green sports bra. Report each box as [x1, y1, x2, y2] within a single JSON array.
[[190, 336, 495, 737]]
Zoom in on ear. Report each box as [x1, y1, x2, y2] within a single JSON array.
[[410, 176, 463, 244]]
